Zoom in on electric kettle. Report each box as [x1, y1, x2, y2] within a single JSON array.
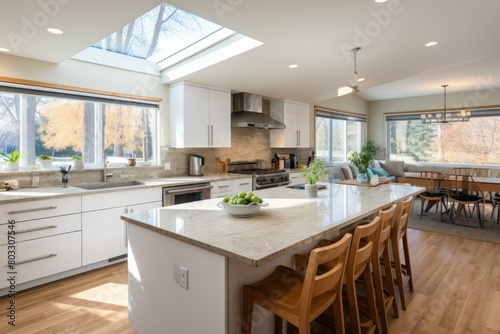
[[189, 155, 204, 176]]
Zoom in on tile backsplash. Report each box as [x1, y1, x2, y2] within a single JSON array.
[[162, 127, 313, 175], [1, 128, 313, 188]]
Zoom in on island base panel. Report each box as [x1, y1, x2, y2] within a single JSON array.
[[127, 223, 227, 333]]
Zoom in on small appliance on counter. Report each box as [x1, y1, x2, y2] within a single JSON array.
[[288, 154, 297, 169], [189, 154, 205, 176], [275, 153, 289, 169]]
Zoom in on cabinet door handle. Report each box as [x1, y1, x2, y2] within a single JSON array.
[[15, 254, 57, 265], [8, 206, 57, 215], [298, 130, 300, 146], [208, 125, 211, 146], [211, 125, 214, 146], [16, 225, 57, 234]]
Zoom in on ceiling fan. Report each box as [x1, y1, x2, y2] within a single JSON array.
[[338, 47, 363, 97]]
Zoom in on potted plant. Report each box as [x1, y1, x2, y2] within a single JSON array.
[[0, 150, 22, 171], [39, 154, 53, 170], [348, 140, 379, 184], [71, 155, 84, 169], [300, 159, 327, 197]]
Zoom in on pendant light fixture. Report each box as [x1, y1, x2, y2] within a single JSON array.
[[338, 47, 362, 97], [421, 84, 471, 123]]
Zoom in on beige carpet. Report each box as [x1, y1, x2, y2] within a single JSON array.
[[409, 199, 500, 244]]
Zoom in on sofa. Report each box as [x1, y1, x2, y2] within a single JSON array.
[[339, 160, 461, 183]]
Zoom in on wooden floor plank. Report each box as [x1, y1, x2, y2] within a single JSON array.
[[1, 227, 500, 333]]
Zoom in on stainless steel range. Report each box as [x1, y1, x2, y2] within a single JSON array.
[[228, 160, 290, 190]]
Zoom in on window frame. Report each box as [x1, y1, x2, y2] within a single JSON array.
[[0, 79, 160, 170], [315, 107, 367, 163]]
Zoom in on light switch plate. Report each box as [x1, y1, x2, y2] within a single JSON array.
[[165, 162, 171, 170], [179, 266, 188, 289]]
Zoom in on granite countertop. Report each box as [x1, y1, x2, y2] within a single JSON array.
[[0, 173, 251, 204], [122, 183, 424, 267]]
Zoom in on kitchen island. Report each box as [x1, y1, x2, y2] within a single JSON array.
[[122, 183, 423, 334]]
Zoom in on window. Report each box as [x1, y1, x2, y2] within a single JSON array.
[[315, 108, 367, 162], [86, 3, 262, 77], [0, 84, 158, 170], [386, 109, 500, 164]]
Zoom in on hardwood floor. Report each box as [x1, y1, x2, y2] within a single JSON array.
[[0, 262, 134, 334], [1, 229, 500, 333]]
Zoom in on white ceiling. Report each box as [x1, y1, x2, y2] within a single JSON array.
[[1, 0, 500, 103]]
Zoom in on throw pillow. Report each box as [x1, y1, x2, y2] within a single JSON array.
[[369, 166, 389, 177], [370, 160, 382, 169], [367, 168, 374, 180], [348, 164, 359, 178], [340, 166, 353, 180], [381, 160, 405, 177]]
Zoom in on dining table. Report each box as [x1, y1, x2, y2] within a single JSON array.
[[398, 175, 500, 193]]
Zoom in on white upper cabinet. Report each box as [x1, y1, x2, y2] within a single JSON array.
[[170, 81, 231, 148], [270, 100, 310, 148]]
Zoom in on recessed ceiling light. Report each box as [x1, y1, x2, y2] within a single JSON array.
[[357, 78, 365, 82], [0, 47, 10, 53], [375, 0, 388, 2], [425, 41, 438, 47], [289, 64, 298, 69], [47, 28, 64, 35]]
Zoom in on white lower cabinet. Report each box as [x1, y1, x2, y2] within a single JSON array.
[[289, 172, 306, 186], [232, 177, 252, 193], [0, 230, 81, 289], [0, 197, 82, 289], [82, 188, 162, 265], [211, 178, 253, 198], [211, 179, 233, 198]]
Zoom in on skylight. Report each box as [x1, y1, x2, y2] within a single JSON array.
[[89, 2, 262, 77]]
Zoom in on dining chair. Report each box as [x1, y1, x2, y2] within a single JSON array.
[[447, 174, 484, 228], [241, 233, 352, 334], [418, 171, 448, 220], [389, 196, 415, 310], [448, 167, 472, 176], [490, 171, 500, 223]]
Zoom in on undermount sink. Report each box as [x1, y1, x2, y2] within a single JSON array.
[[74, 181, 145, 190]]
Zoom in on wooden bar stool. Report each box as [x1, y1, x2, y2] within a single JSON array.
[[389, 196, 415, 310], [304, 216, 381, 334], [371, 204, 399, 334], [241, 233, 352, 334]]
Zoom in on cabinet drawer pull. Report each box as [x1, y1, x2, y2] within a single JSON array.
[[16, 225, 57, 234], [8, 206, 57, 215], [217, 185, 230, 188], [16, 254, 57, 265], [239, 182, 250, 186]]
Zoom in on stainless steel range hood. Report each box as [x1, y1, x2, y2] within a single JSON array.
[[231, 92, 285, 129]]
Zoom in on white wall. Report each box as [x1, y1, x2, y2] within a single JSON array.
[[316, 93, 369, 115], [0, 54, 170, 145]]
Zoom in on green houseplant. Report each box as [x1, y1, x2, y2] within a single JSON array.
[[300, 159, 327, 197], [71, 155, 84, 169], [0, 150, 22, 171], [348, 140, 380, 183], [39, 154, 53, 170]]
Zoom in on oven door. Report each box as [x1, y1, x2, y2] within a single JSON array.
[[162, 183, 212, 206]]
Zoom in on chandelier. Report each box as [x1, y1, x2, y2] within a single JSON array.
[[421, 84, 470, 123]]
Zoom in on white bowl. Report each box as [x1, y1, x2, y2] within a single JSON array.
[[217, 201, 269, 217]]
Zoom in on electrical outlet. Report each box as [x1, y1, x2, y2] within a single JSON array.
[[165, 162, 171, 170], [179, 266, 188, 289]]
